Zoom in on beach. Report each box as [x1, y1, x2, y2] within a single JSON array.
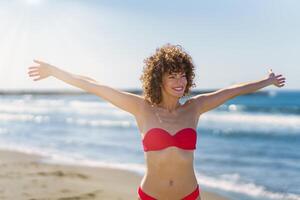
[[0, 149, 229, 200], [1, 92, 299, 200]]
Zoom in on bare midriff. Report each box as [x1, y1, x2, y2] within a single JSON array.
[[140, 147, 198, 199]]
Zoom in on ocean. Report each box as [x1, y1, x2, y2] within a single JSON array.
[[0, 90, 299, 200]]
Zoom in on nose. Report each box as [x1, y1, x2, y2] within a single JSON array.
[[176, 76, 186, 85]]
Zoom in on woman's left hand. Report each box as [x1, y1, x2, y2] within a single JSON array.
[[267, 69, 286, 88]]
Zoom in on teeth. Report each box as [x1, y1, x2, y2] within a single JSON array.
[[174, 87, 183, 91]]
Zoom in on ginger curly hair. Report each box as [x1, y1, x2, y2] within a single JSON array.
[[140, 44, 196, 105]]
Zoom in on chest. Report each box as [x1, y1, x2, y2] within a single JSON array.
[[143, 111, 197, 134]]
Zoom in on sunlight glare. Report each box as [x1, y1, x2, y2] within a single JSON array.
[[25, 0, 43, 5]]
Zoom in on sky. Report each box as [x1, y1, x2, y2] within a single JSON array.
[[0, 0, 299, 91]]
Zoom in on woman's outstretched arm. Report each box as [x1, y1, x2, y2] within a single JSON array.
[[27, 59, 144, 116], [191, 69, 286, 116]]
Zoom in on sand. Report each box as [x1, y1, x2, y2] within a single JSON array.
[[0, 150, 229, 200]]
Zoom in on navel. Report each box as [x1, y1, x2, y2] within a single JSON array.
[[169, 179, 174, 186]]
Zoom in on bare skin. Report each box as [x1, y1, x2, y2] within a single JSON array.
[[27, 60, 286, 200]]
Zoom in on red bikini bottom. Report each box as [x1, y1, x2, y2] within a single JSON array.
[[138, 184, 200, 200]]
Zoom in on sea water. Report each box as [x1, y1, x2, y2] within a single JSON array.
[[0, 90, 299, 200]]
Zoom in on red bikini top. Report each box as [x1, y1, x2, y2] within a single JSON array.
[[142, 128, 197, 152]]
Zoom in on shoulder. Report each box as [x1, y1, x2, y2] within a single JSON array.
[[134, 98, 155, 133], [182, 96, 203, 109], [134, 97, 156, 118], [183, 95, 207, 116]]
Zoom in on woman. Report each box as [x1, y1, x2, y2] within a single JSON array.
[[27, 44, 286, 200]]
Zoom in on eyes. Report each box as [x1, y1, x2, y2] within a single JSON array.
[[168, 74, 186, 79]]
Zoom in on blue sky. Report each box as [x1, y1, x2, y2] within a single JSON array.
[[0, 0, 299, 91]]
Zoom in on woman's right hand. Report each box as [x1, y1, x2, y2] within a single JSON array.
[[27, 59, 53, 81]]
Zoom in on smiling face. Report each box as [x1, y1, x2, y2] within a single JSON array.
[[140, 44, 196, 105], [161, 71, 188, 98]]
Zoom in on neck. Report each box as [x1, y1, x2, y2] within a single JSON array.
[[157, 95, 181, 112]]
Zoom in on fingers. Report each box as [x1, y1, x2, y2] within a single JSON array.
[[28, 60, 46, 81], [29, 73, 41, 81], [28, 71, 38, 75], [27, 67, 40, 79], [268, 69, 285, 80], [28, 68, 38, 72], [29, 73, 39, 77], [267, 69, 286, 87], [33, 77, 42, 81], [28, 71, 40, 78], [28, 66, 39, 69], [28, 72, 41, 81], [278, 80, 286, 87], [277, 77, 285, 86], [28, 69, 39, 76], [278, 77, 285, 82], [33, 59, 44, 64]]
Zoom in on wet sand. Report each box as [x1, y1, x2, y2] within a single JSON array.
[[0, 150, 229, 200]]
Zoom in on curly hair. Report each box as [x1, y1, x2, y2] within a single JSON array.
[[140, 44, 196, 105]]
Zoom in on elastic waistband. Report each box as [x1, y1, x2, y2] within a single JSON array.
[[138, 184, 200, 200]]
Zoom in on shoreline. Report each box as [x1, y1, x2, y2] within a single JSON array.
[[0, 149, 229, 200], [0, 89, 271, 96]]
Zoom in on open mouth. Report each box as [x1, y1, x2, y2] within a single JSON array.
[[173, 87, 184, 92]]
